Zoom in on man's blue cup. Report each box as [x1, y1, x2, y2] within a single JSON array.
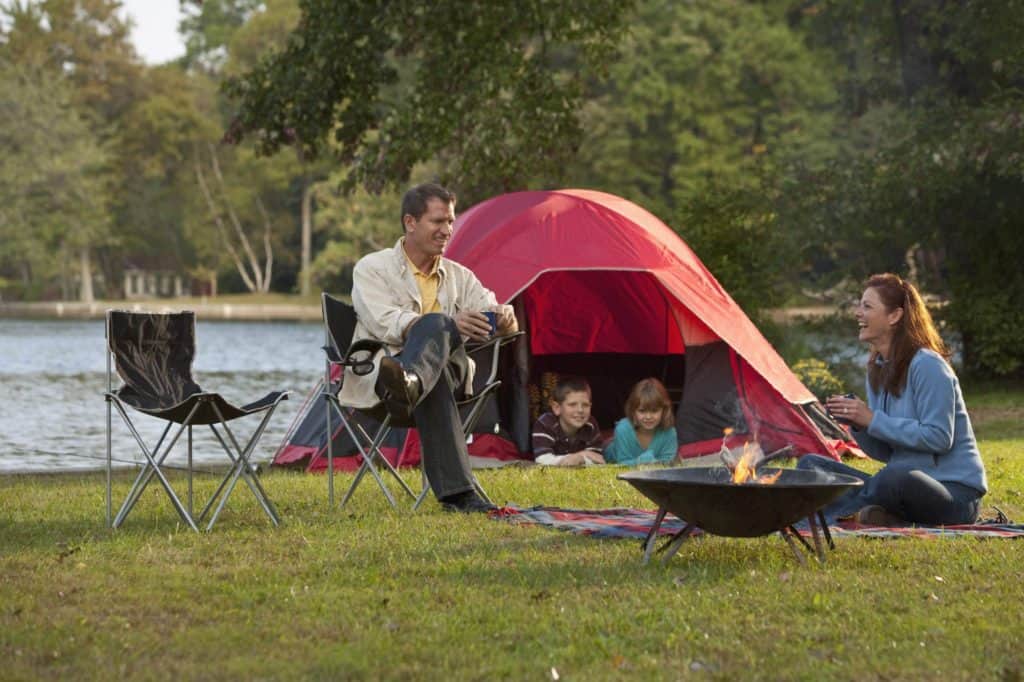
[[483, 311, 498, 337]]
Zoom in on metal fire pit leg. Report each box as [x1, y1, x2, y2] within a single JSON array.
[[659, 523, 697, 565], [818, 510, 835, 550], [786, 525, 816, 556], [807, 514, 827, 563], [780, 529, 808, 567], [641, 505, 669, 565]]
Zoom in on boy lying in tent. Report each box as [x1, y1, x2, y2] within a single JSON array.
[[531, 377, 605, 466]]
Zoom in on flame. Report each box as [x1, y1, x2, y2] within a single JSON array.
[[730, 442, 782, 485]]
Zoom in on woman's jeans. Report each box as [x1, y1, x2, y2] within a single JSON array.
[[797, 454, 982, 524]]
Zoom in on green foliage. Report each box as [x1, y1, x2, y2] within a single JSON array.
[[675, 180, 795, 322], [572, 0, 839, 218], [180, 0, 265, 72], [307, 182, 403, 294], [791, 358, 845, 402], [0, 59, 115, 297], [223, 0, 635, 200], [777, 1, 1024, 378]]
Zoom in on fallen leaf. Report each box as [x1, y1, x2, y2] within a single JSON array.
[[934, 575, 945, 582], [550, 667, 560, 680]]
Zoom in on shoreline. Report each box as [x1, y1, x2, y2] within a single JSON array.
[[0, 300, 322, 322], [2, 300, 837, 323]]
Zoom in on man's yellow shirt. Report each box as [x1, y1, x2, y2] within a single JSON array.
[[405, 249, 442, 314]]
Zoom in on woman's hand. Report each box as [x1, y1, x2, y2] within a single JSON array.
[[826, 394, 873, 430]]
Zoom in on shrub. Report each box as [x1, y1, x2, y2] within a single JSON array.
[[791, 358, 845, 402]]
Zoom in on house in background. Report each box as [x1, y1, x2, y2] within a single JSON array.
[[122, 265, 186, 299]]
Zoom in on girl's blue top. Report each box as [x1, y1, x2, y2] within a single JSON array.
[[854, 348, 987, 493], [604, 418, 678, 466]]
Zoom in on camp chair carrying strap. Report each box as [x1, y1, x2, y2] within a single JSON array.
[[104, 310, 289, 531]]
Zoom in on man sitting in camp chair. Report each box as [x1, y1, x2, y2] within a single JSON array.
[[339, 183, 518, 513]]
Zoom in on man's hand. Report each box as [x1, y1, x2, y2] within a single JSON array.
[[454, 311, 492, 341], [583, 452, 605, 465], [495, 304, 518, 333]]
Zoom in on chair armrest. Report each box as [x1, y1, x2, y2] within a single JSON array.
[[466, 330, 524, 357]]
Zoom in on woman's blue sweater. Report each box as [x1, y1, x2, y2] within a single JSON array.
[[854, 348, 987, 493]]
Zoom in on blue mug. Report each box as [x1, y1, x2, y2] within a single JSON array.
[[483, 311, 498, 337]]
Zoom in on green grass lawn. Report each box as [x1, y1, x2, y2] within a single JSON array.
[[2, 388, 1022, 681]]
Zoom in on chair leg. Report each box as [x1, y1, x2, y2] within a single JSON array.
[[105, 394, 113, 528], [413, 469, 431, 511], [326, 390, 335, 506], [187, 425, 193, 518], [352, 422, 416, 499], [336, 416, 419, 509], [338, 419, 400, 509], [113, 419, 173, 525], [199, 402, 281, 530], [110, 400, 199, 531]]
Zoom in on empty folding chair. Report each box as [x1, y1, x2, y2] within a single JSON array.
[[104, 311, 288, 531], [320, 293, 521, 509]]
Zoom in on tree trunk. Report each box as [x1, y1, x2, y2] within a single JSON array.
[[890, 0, 941, 100], [79, 248, 95, 303], [300, 179, 314, 297]]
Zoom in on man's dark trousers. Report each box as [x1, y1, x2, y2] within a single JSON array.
[[384, 313, 476, 500]]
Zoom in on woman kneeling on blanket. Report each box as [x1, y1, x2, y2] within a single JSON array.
[[799, 273, 987, 526]]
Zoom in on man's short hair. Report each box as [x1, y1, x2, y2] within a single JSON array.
[[400, 183, 456, 229], [551, 376, 592, 404]]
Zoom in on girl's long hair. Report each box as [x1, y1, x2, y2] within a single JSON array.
[[624, 378, 674, 430], [864, 273, 949, 396]]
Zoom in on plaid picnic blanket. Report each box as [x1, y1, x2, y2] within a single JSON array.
[[493, 505, 1024, 539]]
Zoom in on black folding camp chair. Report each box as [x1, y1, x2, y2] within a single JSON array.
[[320, 293, 521, 509], [104, 311, 288, 531]]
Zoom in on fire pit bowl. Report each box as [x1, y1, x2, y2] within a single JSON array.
[[619, 467, 864, 564], [619, 467, 862, 537]]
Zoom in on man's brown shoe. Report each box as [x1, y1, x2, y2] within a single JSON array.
[[440, 490, 497, 514], [376, 356, 422, 408]]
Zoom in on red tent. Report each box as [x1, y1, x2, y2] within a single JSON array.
[[444, 189, 849, 460]]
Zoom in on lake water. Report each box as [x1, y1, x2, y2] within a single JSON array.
[[0, 318, 324, 473]]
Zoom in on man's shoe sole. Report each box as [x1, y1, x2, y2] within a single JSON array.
[[378, 357, 419, 406]]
